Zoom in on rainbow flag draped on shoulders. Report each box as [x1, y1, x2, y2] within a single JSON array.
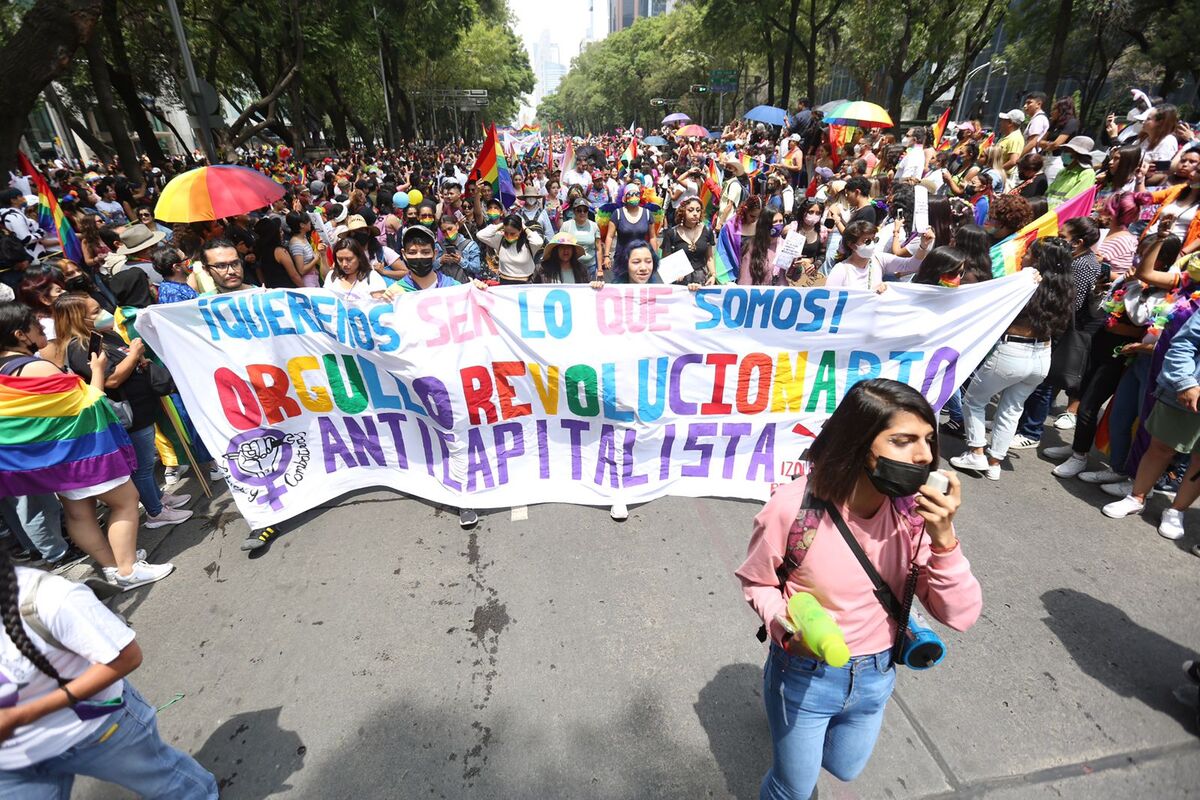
[[17, 152, 83, 264], [469, 123, 517, 210], [713, 215, 742, 284], [0, 371, 135, 497], [699, 160, 723, 227], [989, 186, 1099, 278]]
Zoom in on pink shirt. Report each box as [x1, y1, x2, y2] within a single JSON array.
[[736, 477, 982, 656], [1097, 230, 1137, 277]]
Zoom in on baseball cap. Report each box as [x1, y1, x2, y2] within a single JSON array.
[[999, 109, 1025, 125], [308, 179, 326, 195], [401, 225, 436, 247], [789, 134, 801, 142]]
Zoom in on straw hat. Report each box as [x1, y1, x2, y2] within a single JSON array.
[[542, 232, 584, 262]]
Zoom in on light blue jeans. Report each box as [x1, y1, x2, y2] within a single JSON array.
[[0, 495, 68, 561], [0, 682, 217, 799], [963, 340, 1052, 461], [760, 644, 896, 800], [127, 425, 163, 517], [1108, 355, 1150, 475]]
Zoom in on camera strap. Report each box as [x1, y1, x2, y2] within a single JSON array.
[[823, 501, 919, 666]]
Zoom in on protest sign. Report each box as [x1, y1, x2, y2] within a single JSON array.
[[138, 277, 1036, 528], [657, 248, 695, 285]]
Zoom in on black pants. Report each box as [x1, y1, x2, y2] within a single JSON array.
[[1071, 329, 1139, 453]]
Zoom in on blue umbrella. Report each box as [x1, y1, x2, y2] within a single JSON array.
[[743, 105, 788, 127], [643, 135, 668, 146]]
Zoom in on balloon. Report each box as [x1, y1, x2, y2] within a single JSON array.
[[407, 189, 424, 206], [393, 191, 410, 210]]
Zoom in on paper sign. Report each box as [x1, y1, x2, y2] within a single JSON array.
[[913, 185, 929, 233], [657, 248, 695, 284], [773, 233, 805, 268]]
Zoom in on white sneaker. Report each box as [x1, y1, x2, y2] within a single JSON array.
[[102, 549, 148, 582], [111, 560, 174, 591], [1008, 434, 1040, 450], [161, 492, 191, 509], [1052, 454, 1089, 478], [144, 506, 193, 529], [208, 465, 225, 481], [1159, 508, 1186, 540], [163, 467, 180, 486], [1054, 412, 1077, 430], [1101, 479, 1134, 498], [949, 452, 989, 472], [1102, 495, 1146, 519], [1080, 469, 1126, 485], [610, 502, 629, 521], [1042, 445, 1075, 460]]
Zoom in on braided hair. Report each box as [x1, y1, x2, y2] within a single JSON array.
[[0, 560, 66, 685]]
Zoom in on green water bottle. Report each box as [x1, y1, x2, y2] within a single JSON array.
[[788, 592, 850, 667]]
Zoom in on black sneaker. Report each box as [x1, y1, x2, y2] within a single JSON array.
[[458, 509, 479, 529], [241, 526, 279, 551], [48, 546, 89, 573], [940, 419, 965, 439]]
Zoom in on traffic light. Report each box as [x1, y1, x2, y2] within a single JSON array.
[[690, 84, 710, 94]]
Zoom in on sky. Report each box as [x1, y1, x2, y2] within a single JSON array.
[[508, 0, 602, 122]]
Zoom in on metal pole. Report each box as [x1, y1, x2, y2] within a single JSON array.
[[164, 0, 218, 163], [719, 92, 724, 129], [372, 4, 395, 148]]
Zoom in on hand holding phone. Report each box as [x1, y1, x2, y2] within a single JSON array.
[[88, 332, 102, 357], [926, 471, 950, 494]]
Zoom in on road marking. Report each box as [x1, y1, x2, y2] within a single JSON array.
[[510, 506, 528, 521]]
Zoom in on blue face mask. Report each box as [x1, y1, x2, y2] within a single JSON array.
[[93, 311, 115, 331], [1061, 152, 1074, 167]]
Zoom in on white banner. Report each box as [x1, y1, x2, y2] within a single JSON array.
[[138, 276, 1037, 528]]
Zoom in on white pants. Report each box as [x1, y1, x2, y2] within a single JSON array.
[[963, 340, 1051, 460]]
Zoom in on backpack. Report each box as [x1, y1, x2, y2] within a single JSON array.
[[19, 571, 128, 652]]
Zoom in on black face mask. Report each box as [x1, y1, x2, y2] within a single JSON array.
[[865, 455, 931, 498], [406, 256, 434, 277], [65, 275, 93, 292]]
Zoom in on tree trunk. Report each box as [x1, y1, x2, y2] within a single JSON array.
[[144, 105, 196, 163], [778, 0, 801, 112], [1043, 0, 1074, 96], [84, 32, 143, 183], [100, 0, 167, 169], [0, 0, 102, 178], [763, 29, 776, 107], [45, 83, 115, 161]]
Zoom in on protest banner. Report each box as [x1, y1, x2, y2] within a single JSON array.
[[137, 277, 1037, 528]]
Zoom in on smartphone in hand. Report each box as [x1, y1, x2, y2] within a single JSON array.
[[88, 331, 103, 358]]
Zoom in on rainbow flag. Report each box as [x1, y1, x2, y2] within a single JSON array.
[[699, 161, 722, 226], [517, 123, 541, 135], [468, 124, 517, 209], [741, 154, 762, 178], [989, 186, 1099, 277], [619, 139, 638, 164], [0, 371, 135, 497], [713, 214, 742, 284], [978, 131, 995, 153], [559, 138, 576, 174], [931, 107, 951, 149], [17, 152, 83, 264], [827, 125, 857, 168]]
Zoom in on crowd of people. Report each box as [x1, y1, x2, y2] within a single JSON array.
[[0, 85, 1198, 795]]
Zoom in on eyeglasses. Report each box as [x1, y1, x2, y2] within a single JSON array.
[[207, 260, 242, 272]]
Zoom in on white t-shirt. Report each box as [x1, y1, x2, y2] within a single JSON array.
[[323, 269, 387, 303], [0, 568, 135, 769], [895, 146, 927, 180], [1142, 135, 1180, 164], [1025, 111, 1049, 145]]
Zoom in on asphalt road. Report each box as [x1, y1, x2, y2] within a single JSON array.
[[73, 423, 1200, 799]]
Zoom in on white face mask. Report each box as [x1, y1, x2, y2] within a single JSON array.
[[804, 214, 821, 226], [902, 136, 914, 147], [855, 242, 878, 260]]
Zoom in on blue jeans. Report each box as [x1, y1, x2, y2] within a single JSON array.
[[0, 683, 217, 799], [1109, 355, 1150, 474], [760, 644, 896, 800], [171, 394, 212, 464], [0, 495, 67, 561], [1017, 381, 1054, 441], [944, 389, 963, 424], [128, 425, 162, 516]]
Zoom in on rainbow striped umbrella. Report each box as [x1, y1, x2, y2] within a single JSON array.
[[154, 165, 286, 222], [821, 101, 893, 129], [674, 124, 710, 138]]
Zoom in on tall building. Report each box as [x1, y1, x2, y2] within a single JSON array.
[[530, 30, 568, 112], [608, 0, 674, 34]]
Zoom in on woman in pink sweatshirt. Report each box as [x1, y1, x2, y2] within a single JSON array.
[[736, 378, 982, 800]]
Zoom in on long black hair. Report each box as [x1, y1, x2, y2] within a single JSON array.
[[912, 246, 967, 285], [1013, 237, 1074, 340], [749, 208, 782, 285], [954, 224, 993, 283], [0, 562, 67, 686], [499, 214, 529, 251], [807, 378, 939, 505]]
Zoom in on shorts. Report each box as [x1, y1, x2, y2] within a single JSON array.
[[58, 477, 130, 501], [1146, 402, 1200, 453]]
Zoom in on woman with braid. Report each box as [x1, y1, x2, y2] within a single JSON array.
[[0, 559, 217, 795]]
